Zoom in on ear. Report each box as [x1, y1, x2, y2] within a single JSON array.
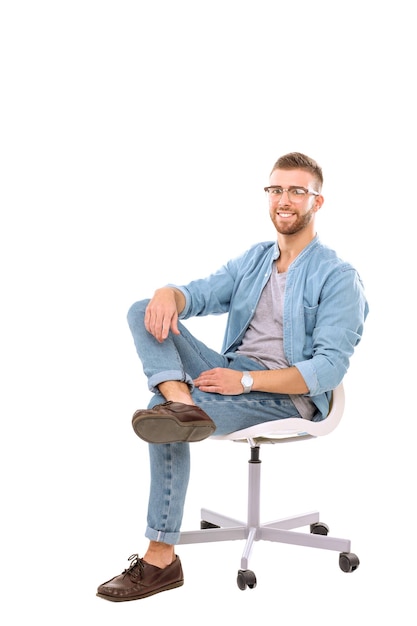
[[314, 195, 324, 212]]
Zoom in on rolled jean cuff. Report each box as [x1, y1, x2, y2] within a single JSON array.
[[145, 526, 180, 546], [147, 370, 195, 394]]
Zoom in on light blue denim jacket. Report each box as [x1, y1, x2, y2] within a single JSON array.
[[174, 236, 369, 419]]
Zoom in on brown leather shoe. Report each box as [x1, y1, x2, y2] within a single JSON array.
[[132, 401, 216, 443], [97, 554, 184, 602]]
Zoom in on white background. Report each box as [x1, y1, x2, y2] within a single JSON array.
[[1, 1, 415, 624]]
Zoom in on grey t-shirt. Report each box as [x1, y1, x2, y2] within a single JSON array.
[[236, 269, 316, 420]]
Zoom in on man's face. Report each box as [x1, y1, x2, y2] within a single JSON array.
[[267, 168, 323, 236]]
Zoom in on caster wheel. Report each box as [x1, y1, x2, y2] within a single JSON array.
[[200, 520, 220, 529], [237, 569, 257, 590], [310, 522, 329, 535], [339, 552, 360, 572]]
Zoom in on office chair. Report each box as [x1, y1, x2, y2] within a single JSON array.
[[178, 383, 359, 590]]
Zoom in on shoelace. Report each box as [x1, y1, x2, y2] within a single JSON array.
[[122, 554, 144, 580]]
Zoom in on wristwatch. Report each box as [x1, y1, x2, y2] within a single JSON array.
[[241, 371, 253, 394]]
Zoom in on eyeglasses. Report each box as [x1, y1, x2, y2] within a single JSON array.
[[264, 186, 320, 202]]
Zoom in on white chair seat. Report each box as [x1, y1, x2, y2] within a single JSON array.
[[211, 382, 345, 443]]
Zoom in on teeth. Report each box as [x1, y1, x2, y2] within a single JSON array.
[[278, 212, 293, 217]]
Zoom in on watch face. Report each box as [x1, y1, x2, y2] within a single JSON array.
[[242, 373, 253, 389]]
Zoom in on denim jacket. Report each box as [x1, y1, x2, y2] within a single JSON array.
[[174, 236, 369, 419]]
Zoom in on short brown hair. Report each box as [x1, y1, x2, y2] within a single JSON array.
[[270, 152, 323, 190]]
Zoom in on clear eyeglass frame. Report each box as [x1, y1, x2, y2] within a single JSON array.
[[264, 186, 320, 202]]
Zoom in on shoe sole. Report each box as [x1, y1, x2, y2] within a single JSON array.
[[96, 579, 184, 602], [132, 415, 216, 443]]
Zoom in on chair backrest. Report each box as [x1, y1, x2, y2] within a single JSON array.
[[211, 383, 345, 445]]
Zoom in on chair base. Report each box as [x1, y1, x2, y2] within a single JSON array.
[[178, 444, 359, 586], [179, 509, 351, 567]]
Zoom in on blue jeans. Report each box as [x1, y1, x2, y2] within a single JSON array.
[[127, 299, 302, 545]]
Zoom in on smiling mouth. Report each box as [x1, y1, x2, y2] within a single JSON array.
[[277, 212, 295, 218]]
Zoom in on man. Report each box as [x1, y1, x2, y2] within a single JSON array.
[[97, 152, 368, 601]]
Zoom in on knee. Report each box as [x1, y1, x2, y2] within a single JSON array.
[[127, 299, 150, 330]]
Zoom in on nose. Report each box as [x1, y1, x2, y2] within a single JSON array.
[[277, 189, 291, 204]]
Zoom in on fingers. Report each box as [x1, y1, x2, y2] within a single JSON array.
[[143, 287, 184, 342], [194, 368, 242, 395], [145, 303, 179, 342], [193, 369, 214, 387]]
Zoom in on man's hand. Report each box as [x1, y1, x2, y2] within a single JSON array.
[[144, 288, 183, 343], [194, 368, 245, 395]]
